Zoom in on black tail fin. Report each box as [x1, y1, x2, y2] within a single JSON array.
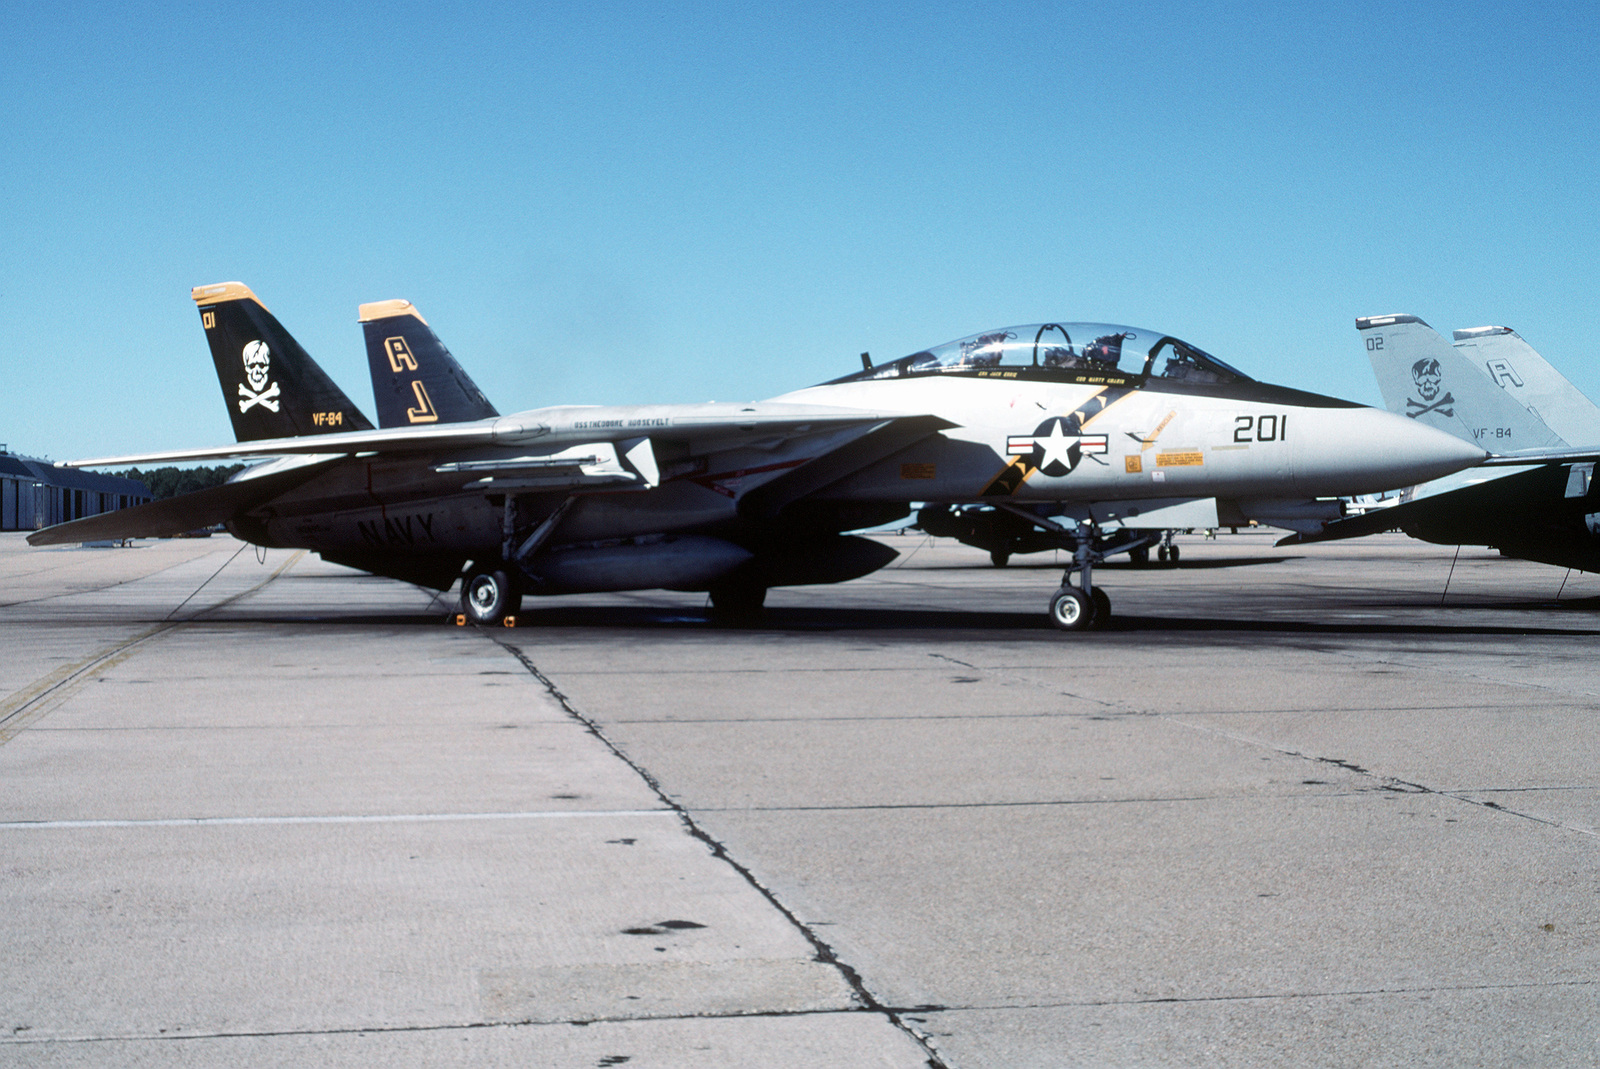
[[192, 282, 375, 441], [358, 299, 499, 427]]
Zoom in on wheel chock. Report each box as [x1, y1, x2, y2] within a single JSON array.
[[502, 616, 517, 628], [454, 614, 466, 626]]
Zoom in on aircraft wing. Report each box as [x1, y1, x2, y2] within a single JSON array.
[[27, 458, 342, 546], [1273, 501, 1408, 546], [60, 403, 934, 469], [1276, 462, 1586, 549], [1481, 447, 1600, 466]]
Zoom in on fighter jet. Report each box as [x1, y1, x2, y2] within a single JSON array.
[[31, 288, 1488, 630], [1280, 315, 1600, 574]]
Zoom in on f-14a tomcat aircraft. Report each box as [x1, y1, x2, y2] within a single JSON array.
[[31, 284, 1489, 630]]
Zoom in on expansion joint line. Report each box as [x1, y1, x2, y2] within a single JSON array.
[[493, 636, 952, 1069], [0, 548, 307, 745], [0, 623, 176, 744]]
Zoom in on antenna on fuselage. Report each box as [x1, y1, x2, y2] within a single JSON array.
[[861, 352, 873, 370]]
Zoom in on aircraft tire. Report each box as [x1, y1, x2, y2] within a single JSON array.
[[462, 566, 517, 626], [990, 550, 1011, 567], [1168, 544, 1181, 566], [1091, 586, 1111, 625], [1048, 586, 1094, 631]]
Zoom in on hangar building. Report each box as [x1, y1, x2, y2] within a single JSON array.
[[1, 449, 151, 531]]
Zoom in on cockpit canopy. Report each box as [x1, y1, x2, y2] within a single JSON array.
[[837, 323, 1251, 386]]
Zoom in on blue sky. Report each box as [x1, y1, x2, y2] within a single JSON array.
[[4, 0, 1597, 459]]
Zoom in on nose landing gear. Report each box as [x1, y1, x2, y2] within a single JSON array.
[[1048, 523, 1111, 631]]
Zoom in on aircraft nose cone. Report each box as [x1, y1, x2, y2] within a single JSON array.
[[1292, 406, 1486, 495]]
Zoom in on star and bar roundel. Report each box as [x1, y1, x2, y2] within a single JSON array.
[[1006, 417, 1108, 477]]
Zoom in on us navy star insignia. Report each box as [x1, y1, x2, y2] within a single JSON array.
[[1007, 418, 1107, 477]]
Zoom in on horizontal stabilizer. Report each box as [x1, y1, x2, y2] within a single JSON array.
[[26, 460, 337, 546]]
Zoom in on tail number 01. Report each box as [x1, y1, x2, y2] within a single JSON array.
[[1234, 414, 1286, 443]]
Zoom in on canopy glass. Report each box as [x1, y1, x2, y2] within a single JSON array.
[[839, 323, 1251, 385]]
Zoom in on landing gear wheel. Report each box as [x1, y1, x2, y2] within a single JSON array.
[[709, 579, 767, 622], [1168, 544, 1181, 565], [1048, 586, 1095, 631], [990, 550, 1011, 567], [1157, 545, 1169, 564], [461, 566, 518, 626], [1091, 586, 1111, 624]]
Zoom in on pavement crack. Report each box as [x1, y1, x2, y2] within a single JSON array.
[[899, 977, 1600, 1015], [496, 637, 952, 1069], [1168, 720, 1596, 837], [924, 653, 1129, 710], [0, 1006, 921, 1047]]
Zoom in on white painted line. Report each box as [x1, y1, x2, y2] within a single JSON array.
[[0, 809, 676, 830]]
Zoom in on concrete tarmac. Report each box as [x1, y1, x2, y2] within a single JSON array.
[[1, 529, 1597, 1067]]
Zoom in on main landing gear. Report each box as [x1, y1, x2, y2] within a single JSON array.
[[1156, 529, 1180, 565], [461, 564, 522, 626], [1048, 523, 1112, 631]]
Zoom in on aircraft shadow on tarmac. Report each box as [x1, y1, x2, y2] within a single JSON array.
[[178, 572, 1600, 636], [186, 601, 1600, 639], [944, 555, 1298, 571]]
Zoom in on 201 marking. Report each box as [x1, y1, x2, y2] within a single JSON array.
[[1234, 414, 1287, 443]]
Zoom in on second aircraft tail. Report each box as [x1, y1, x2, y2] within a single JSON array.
[[359, 300, 499, 427], [1452, 325, 1600, 446]]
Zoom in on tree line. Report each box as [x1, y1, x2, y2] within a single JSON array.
[[121, 465, 245, 500]]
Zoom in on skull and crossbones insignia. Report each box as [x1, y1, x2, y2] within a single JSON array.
[[238, 340, 281, 413], [1404, 357, 1454, 418]]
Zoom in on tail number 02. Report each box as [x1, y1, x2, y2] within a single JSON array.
[[1234, 414, 1286, 443]]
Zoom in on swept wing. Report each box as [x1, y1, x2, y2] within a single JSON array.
[[61, 403, 940, 469]]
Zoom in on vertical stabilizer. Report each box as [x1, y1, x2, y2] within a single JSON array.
[[1452, 325, 1600, 446], [193, 283, 375, 441], [359, 300, 499, 428], [1357, 314, 1565, 450]]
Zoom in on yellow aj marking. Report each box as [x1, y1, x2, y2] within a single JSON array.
[[386, 336, 419, 373], [407, 380, 439, 423]]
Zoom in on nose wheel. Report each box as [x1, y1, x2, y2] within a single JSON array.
[[1048, 584, 1111, 631], [1048, 520, 1112, 631]]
